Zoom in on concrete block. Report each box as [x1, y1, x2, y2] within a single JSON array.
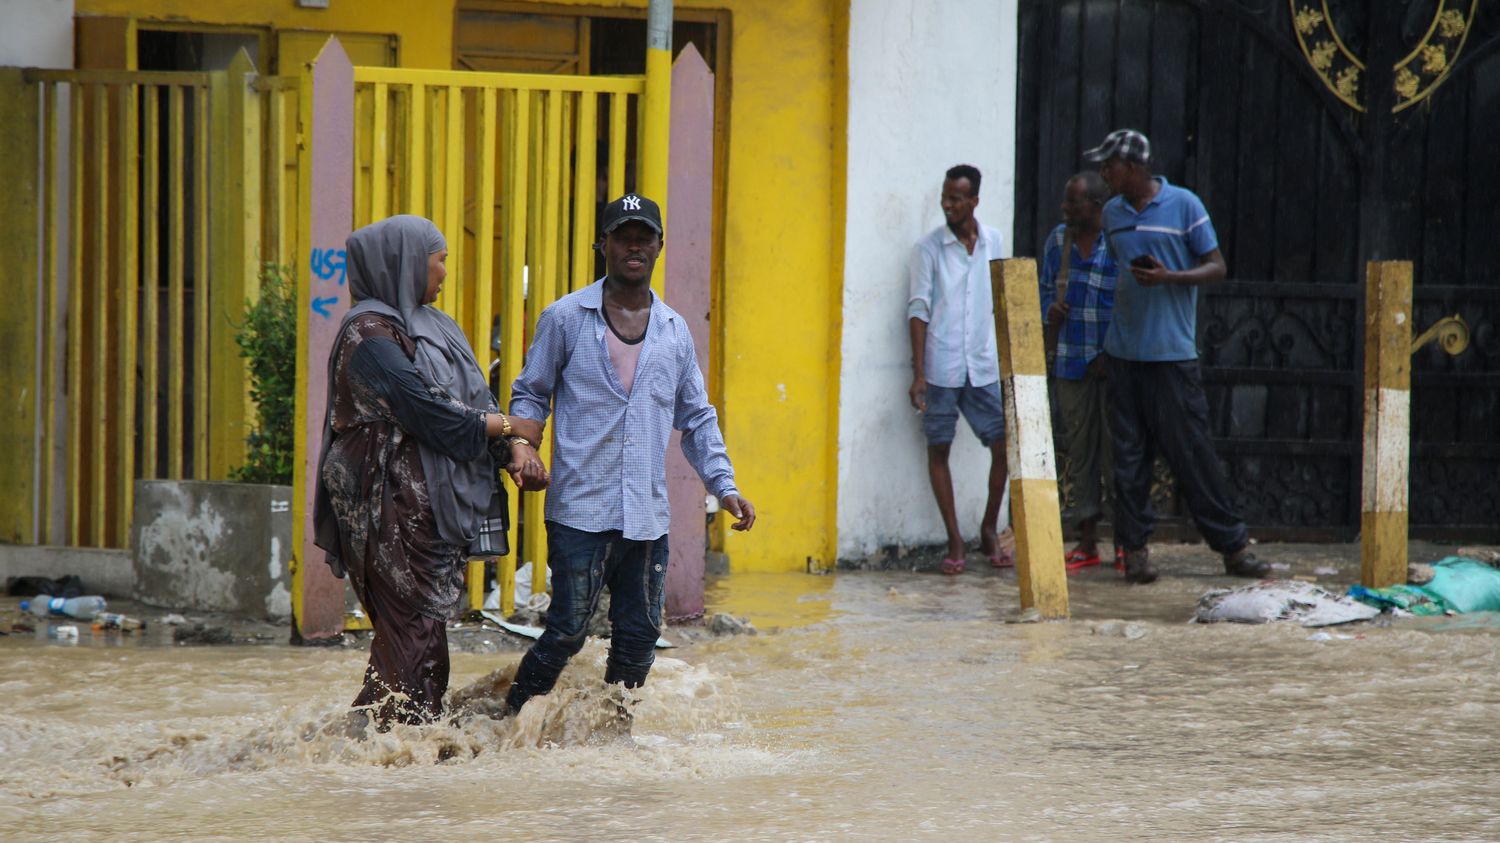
[[0, 544, 133, 597], [131, 480, 293, 620]]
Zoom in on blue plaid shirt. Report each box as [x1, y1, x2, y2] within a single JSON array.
[[1039, 224, 1118, 380], [509, 279, 738, 540]]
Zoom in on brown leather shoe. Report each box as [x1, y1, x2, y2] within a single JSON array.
[[1223, 547, 1271, 578], [1122, 547, 1158, 584]]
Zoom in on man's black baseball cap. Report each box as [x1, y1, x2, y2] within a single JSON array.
[[601, 193, 663, 235], [1083, 129, 1151, 165]]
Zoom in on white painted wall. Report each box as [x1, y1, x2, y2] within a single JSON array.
[[838, 0, 1019, 559], [0, 0, 74, 68]]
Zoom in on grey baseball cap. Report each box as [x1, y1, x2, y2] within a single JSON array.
[[1083, 129, 1151, 165]]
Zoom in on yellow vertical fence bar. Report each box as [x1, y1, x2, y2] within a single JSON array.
[[430, 88, 447, 268], [407, 84, 426, 215], [116, 83, 139, 547], [167, 85, 185, 480], [40, 82, 60, 542], [556, 91, 573, 299], [474, 87, 496, 366], [67, 84, 83, 544], [444, 85, 463, 323], [193, 85, 209, 479], [526, 94, 543, 313], [208, 53, 262, 480], [268, 85, 288, 266], [571, 91, 597, 291], [608, 92, 626, 200], [521, 90, 558, 594], [540, 90, 562, 319], [90, 84, 108, 546], [371, 82, 388, 221], [353, 82, 369, 228], [464, 86, 500, 613], [501, 88, 531, 608], [141, 85, 160, 483]]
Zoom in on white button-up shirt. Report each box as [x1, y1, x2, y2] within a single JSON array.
[[907, 221, 1004, 388]]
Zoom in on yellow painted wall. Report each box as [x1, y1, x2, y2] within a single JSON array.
[[76, 0, 452, 68], [77, 0, 846, 573]]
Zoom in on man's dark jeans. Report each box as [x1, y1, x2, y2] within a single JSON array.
[[1105, 355, 1248, 554], [505, 521, 668, 713]]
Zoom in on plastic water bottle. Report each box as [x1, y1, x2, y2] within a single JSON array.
[[20, 595, 107, 620]]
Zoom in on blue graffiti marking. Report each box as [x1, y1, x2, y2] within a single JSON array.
[[310, 247, 348, 286], [311, 296, 339, 319]]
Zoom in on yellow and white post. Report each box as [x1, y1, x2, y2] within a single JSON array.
[[1361, 260, 1413, 588], [991, 258, 1069, 618], [640, 0, 672, 298]]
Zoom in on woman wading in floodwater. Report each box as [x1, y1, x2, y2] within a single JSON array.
[[313, 215, 547, 728]]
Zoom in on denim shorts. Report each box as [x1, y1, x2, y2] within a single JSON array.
[[922, 378, 1006, 447]]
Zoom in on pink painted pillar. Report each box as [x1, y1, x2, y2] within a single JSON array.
[[294, 38, 354, 642], [663, 44, 715, 621]]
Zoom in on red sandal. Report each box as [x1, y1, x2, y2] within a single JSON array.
[[941, 557, 966, 575], [1065, 548, 1102, 571]]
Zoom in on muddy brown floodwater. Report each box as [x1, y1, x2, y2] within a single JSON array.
[[4, 542, 1498, 841]]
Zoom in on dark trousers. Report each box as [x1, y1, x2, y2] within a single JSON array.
[[1105, 355, 1247, 554], [1056, 361, 1113, 526], [505, 521, 668, 713]]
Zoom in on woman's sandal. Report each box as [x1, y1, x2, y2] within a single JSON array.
[[989, 528, 1016, 568], [941, 557, 966, 576]]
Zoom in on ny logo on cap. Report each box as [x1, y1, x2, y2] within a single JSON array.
[[623, 195, 642, 211]]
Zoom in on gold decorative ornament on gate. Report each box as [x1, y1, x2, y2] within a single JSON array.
[[1290, 0, 1478, 112]]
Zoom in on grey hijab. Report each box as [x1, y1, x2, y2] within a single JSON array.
[[327, 214, 496, 550]]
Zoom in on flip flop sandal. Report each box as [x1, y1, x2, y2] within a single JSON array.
[[990, 528, 1017, 568], [941, 557, 966, 576], [1065, 548, 1103, 571]]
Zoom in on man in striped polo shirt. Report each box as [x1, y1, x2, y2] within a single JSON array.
[[1085, 130, 1269, 585]]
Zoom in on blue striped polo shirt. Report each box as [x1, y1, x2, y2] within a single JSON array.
[[1101, 177, 1219, 362]]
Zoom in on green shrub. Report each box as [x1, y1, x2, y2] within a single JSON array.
[[231, 264, 296, 485]]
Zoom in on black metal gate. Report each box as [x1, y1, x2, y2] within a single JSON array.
[[1016, 0, 1500, 541]]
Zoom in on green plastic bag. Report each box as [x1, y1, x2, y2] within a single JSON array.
[[1420, 558, 1500, 614]]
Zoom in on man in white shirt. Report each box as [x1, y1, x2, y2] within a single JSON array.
[[907, 164, 1012, 575]]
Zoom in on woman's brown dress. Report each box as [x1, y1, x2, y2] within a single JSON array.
[[321, 314, 480, 725]]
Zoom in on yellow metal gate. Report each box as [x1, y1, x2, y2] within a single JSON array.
[[3, 53, 652, 619], [346, 66, 647, 611]]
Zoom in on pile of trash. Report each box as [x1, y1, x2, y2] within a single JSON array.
[[1193, 580, 1379, 627], [1349, 554, 1500, 616], [1194, 548, 1500, 627]]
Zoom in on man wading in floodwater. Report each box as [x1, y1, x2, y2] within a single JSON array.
[[502, 193, 756, 717]]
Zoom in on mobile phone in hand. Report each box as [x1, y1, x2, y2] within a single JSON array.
[[1130, 254, 1157, 270]]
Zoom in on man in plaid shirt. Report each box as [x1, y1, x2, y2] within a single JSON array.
[[1039, 171, 1119, 572]]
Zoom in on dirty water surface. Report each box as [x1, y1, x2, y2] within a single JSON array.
[[3, 543, 1499, 841]]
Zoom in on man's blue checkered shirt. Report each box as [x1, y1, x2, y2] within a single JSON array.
[[1039, 224, 1119, 380], [509, 279, 738, 541]]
